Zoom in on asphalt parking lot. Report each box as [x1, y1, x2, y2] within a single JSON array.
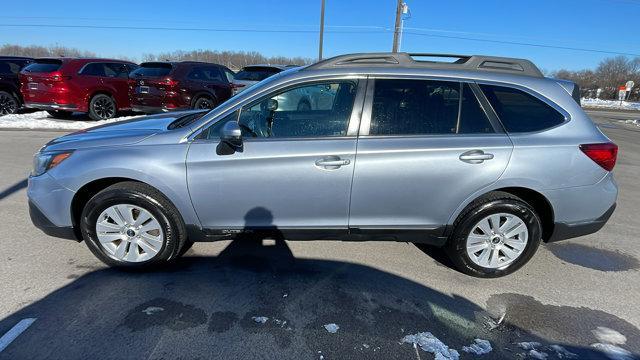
[[0, 110, 638, 359]]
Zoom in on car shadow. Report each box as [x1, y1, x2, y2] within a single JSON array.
[[1, 208, 638, 359], [0, 178, 27, 201]]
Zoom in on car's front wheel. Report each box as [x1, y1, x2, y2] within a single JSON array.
[[445, 191, 542, 277], [80, 182, 188, 268], [0, 91, 19, 116]]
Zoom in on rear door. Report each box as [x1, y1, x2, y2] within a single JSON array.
[[348, 77, 513, 233], [101, 63, 132, 108]]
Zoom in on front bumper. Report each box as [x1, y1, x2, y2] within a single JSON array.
[[29, 200, 78, 241], [25, 102, 79, 112], [27, 174, 79, 241]]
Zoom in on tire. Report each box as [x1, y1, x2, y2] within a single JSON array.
[[88, 94, 117, 120], [297, 100, 311, 111], [444, 191, 542, 278], [46, 110, 73, 118], [80, 181, 188, 269], [0, 91, 19, 116], [193, 96, 215, 110]]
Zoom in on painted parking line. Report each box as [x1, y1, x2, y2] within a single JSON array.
[[0, 318, 36, 352]]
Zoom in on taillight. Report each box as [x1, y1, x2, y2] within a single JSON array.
[[50, 71, 63, 81], [580, 143, 618, 171]]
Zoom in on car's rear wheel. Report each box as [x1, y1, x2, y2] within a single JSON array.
[[80, 182, 188, 268], [46, 110, 73, 118], [193, 96, 215, 110], [89, 94, 117, 120], [445, 191, 542, 277], [0, 91, 19, 116]]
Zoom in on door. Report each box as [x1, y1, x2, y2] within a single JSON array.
[[349, 78, 513, 231], [186, 79, 364, 233]]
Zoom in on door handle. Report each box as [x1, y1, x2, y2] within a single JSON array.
[[315, 156, 350, 169], [459, 150, 494, 164]]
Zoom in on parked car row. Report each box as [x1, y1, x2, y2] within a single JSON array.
[[0, 55, 292, 119]]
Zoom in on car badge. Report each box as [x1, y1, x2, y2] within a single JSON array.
[[140, 80, 144, 85]]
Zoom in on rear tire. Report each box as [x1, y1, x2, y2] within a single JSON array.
[[46, 110, 73, 118], [80, 182, 188, 269], [0, 91, 19, 116], [193, 96, 215, 110], [444, 191, 542, 278], [88, 94, 117, 120]]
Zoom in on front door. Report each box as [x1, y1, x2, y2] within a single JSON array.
[[348, 78, 513, 233], [186, 79, 364, 234]]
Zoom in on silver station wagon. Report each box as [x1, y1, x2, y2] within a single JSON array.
[[28, 53, 618, 277]]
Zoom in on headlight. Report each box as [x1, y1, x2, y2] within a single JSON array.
[[32, 151, 73, 177]]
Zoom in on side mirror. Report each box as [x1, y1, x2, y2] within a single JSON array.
[[219, 121, 242, 148]]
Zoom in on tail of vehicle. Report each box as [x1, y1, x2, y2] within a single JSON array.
[[130, 62, 180, 112], [19, 59, 77, 110]]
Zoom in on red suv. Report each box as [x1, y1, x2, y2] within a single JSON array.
[[19, 58, 138, 120], [130, 61, 235, 113]]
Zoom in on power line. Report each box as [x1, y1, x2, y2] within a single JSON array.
[[1, 23, 638, 57]]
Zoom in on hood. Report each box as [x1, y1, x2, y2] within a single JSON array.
[[43, 110, 203, 152]]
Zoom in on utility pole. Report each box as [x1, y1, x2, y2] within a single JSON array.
[[392, 0, 403, 52], [318, 0, 326, 61]]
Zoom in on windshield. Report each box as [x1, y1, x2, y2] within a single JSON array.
[[131, 63, 173, 77], [234, 66, 282, 81]]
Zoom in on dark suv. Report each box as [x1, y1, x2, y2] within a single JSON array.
[[130, 61, 235, 113], [19, 58, 138, 120], [0, 56, 33, 115]]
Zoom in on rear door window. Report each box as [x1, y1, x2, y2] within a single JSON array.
[[80, 63, 106, 76], [104, 63, 129, 78], [22, 60, 62, 73], [188, 66, 223, 81], [369, 79, 494, 135], [480, 84, 565, 132]]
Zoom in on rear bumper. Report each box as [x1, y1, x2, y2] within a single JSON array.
[[29, 200, 79, 241], [548, 202, 616, 242], [25, 102, 79, 112]]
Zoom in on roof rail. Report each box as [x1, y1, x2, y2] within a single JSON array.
[[307, 52, 544, 78]]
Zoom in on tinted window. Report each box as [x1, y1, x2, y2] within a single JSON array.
[[480, 84, 565, 132], [237, 81, 357, 138], [370, 79, 493, 135], [104, 63, 129, 78], [131, 63, 173, 77], [23, 60, 62, 73], [80, 63, 106, 76], [234, 66, 281, 81], [223, 69, 235, 83], [0, 61, 28, 74], [187, 66, 223, 81]]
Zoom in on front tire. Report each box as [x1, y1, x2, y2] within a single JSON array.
[[80, 182, 188, 268], [445, 192, 542, 278], [88, 94, 117, 120], [0, 91, 19, 116]]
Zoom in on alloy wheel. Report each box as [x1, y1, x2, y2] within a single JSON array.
[[95, 204, 164, 262], [465, 212, 528, 269], [93, 97, 116, 119], [0, 93, 18, 115]]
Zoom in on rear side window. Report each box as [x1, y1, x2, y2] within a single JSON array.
[[234, 67, 281, 81], [22, 60, 62, 73], [80, 63, 106, 76], [369, 79, 494, 136], [0, 60, 29, 74], [131, 63, 173, 77], [480, 84, 565, 133], [187, 66, 223, 81]]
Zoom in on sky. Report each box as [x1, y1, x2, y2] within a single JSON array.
[[1, 0, 639, 71]]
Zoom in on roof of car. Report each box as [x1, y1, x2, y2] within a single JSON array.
[[0, 56, 34, 61], [242, 64, 290, 70], [306, 52, 544, 78], [33, 57, 137, 64]]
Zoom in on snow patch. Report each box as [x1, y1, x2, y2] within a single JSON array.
[[0, 111, 141, 130], [323, 323, 339, 333], [593, 327, 627, 345], [141, 306, 164, 315], [591, 343, 634, 360], [462, 338, 492, 355], [518, 342, 542, 351], [401, 332, 460, 360], [528, 349, 549, 359], [582, 98, 640, 111], [252, 316, 268, 324], [549, 345, 578, 359]]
